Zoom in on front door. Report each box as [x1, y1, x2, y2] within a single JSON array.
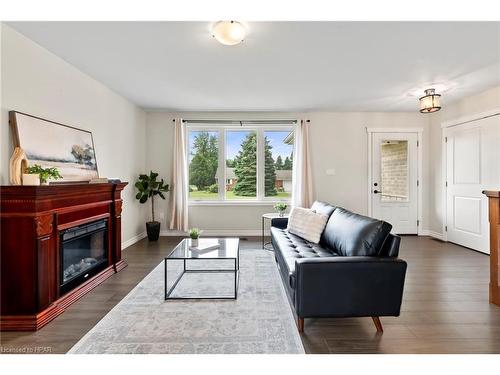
[[372, 132, 418, 234], [445, 115, 500, 254]]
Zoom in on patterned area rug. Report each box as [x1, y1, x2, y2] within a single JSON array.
[[69, 249, 304, 354]]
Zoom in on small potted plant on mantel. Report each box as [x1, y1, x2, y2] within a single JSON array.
[[189, 228, 202, 247], [135, 171, 169, 241], [274, 202, 288, 217], [23, 164, 62, 185]]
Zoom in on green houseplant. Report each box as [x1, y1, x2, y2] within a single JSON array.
[[188, 228, 202, 247], [135, 171, 169, 241], [24, 164, 62, 185], [274, 202, 288, 217]]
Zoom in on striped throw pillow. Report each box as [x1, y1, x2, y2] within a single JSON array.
[[287, 207, 329, 244]]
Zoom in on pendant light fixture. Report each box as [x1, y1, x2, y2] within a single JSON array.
[[419, 88, 441, 113], [212, 21, 246, 46]]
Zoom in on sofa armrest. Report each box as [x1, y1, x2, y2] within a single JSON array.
[[271, 217, 288, 229], [294, 256, 407, 318]]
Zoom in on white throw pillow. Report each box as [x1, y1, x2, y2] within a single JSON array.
[[287, 207, 329, 244]]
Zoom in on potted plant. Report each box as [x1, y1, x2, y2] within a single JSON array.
[[188, 228, 202, 247], [274, 202, 288, 217], [23, 164, 62, 185], [135, 171, 169, 241]]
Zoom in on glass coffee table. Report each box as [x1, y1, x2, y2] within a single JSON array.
[[164, 238, 240, 300]]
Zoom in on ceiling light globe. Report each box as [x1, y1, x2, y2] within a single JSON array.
[[212, 21, 246, 46]]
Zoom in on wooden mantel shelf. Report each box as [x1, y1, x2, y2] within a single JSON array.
[[0, 182, 128, 331], [483, 190, 500, 306], [483, 190, 500, 198]]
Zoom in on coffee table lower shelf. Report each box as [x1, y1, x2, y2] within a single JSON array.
[[164, 258, 239, 300]]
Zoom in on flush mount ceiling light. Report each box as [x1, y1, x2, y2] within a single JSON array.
[[212, 21, 246, 45], [419, 88, 442, 113]]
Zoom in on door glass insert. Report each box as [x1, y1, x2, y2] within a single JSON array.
[[380, 140, 409, 202]]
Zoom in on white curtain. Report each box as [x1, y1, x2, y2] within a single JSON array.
[[292, 119, 314, 208], [169, 118, 189, 231]]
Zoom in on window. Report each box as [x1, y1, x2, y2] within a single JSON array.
[[225, 130, 257, 200], [188, 126, 294, 202], [264, 130, 294, 199], [188, 131, 219, 200]]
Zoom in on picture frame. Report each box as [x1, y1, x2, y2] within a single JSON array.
[[9, 111, 99, 183]]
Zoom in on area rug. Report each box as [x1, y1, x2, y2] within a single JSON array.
[[68, 249, 305, 354]]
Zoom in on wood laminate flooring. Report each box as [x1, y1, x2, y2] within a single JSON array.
[[1, 236, 499, 354]]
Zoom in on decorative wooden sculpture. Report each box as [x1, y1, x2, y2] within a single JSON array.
[[9, 147, 28, 185]]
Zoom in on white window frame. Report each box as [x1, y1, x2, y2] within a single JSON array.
[[187, 124, 294, 205]]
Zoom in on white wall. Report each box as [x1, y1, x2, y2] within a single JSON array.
[[146, 111, 429, 233], [0, 24, 148, 245], [428, 85, 500, 235]]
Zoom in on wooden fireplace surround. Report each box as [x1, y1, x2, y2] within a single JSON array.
[[484, 190, 500, 307], [0, 182, 128, 331]]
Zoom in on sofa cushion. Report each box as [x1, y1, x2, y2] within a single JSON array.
[[271, 226, 337, 289], [287, 207, 329, 244], [322, 207, 392, 256], [310, 201, 337, 217]]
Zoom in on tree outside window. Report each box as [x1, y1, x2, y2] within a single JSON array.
[[188, 131, 219, 200]]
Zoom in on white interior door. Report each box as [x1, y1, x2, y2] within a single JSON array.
[[445, 115, 500, 254], [372, 132, 418, 234]]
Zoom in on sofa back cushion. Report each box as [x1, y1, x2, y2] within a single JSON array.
[[322, 207, 392, 256], [287, 207, 329, 244]]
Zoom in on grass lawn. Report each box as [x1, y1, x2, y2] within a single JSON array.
[[189, 190, 291, 200], [189, 190, 219, 200]]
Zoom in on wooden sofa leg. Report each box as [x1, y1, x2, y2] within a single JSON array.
[[297, 317, 304, 333], [372, 316, 383, 333]]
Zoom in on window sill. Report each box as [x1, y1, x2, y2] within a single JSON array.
[[189, 200, 291, 207]]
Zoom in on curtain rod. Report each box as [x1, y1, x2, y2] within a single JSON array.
[[172, 119, 298, 125], [172, 119, 309, 124]]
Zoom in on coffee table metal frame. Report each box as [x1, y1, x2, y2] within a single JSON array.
[[164, 239, 239, 300]]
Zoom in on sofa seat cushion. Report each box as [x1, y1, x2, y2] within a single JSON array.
[[322, 207, 392, 256], [271, 226, 337, 288]]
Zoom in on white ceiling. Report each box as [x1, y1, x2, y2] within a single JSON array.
[[7, 21, 500, 112]]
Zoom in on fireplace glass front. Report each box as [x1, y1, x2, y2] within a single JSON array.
[[60, 219, 108, 294]]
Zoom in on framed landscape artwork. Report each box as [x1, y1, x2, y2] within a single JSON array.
[[9, 111, 99, 182]]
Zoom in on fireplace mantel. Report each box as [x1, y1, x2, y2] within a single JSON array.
[[0, 182, 128, 331]]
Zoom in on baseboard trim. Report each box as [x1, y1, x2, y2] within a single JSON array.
[[427, 230, 445, 241], [122, 231, 147, 250], [160, 229, 262, 237]]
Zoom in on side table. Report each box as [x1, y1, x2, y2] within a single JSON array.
[[261, 213, 289, 250]]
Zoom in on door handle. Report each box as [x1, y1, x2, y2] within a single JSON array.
[[373, 190, 382, 194]]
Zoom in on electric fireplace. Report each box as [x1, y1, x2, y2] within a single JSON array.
[[60, 219, 109, 295], [1, 182, 128, 331]]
